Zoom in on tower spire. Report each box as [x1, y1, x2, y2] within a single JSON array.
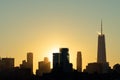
[[101, 19, 103, 35]]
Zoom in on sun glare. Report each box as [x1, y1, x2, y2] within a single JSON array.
[[47, 46, 59, 68], [51, 47, 59, 53]]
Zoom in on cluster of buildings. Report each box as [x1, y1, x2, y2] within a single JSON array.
[[51, 22, 110, 74], [84, 22, 110, 73], [36, 57, 50, 76], [0, 22, 114, 76], [20, 52, 33, 73], [0, 53, 33, 72], [52, 48, 73, 72]]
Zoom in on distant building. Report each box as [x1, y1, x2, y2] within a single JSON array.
[[85, 62, 110, 73], [27, 52, 33, 73], [20, 60, 28, 68], [85, 21, 110, 73], [53, 53, 60, 68], [0, 58, 14, 71], [96, 21, 110, 73], [97, 22, 106, 63], [20, 52, 33, 73], [77, 51, 82, 72], [52, 48, 73, 72], [36, 57, 51, 76], [60, 48, 69, 64], [85, 63, 103, 73], [113, 64, 120, 73]]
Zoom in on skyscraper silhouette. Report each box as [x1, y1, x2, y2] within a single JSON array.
[[77, 51, 82, 72], [27, 52, 33, 73], [52, 48, 73, 72], [60, 48, 69, 64], [97, 20, 106, 63], [36, 57, 50, 76], [85, 21, 110, 73], [0, 58, 14, 71], [96, 21, 110, 73], [53, 53, 60, 68]]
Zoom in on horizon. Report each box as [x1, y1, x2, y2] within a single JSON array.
[[0, 0, 120, 73]]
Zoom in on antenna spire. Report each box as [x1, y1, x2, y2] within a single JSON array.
[[101, 19, 103, 35]]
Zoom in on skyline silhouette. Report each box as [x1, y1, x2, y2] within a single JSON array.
[[0, 0, 120, 79], [0, 21, 118, 75], [0, 1, 120, 73], [0, 21, 119, 74], [0, 21, 120, 79]]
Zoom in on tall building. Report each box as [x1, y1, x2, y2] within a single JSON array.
[[20, 52, 33, 73], [60, 48, 69, 64], [53, 53, 60, 68], [77, 51, 82, 72], [36, 57, 51, 76], [0, 58, 14, 71], [52, 48, 73, 72], [97, 21, 106, 63], [27, 52, 33, 72], [85, 21, 110, 73], [96, 21, 110, 73]]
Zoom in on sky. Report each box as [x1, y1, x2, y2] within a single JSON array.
[[0, 0, 120, 73]]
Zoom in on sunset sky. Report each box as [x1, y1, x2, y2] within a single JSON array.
[[0, 0, 120, 73]]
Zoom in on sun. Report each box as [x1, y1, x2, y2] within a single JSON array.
[[48, 47, 59, 60], [51, 47, 59, 53], [48, 46, 59, 68]]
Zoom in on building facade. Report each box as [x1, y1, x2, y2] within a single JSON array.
[[77, 51, 82, 72], [36, 57, 51, 76]]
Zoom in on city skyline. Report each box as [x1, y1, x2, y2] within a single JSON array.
[[0, 0, 120, 73]]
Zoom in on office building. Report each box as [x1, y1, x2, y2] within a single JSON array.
[[27, 52, 33, 73], [97, 21, 106, 63], [53, 53, 60, 68], [53, 48, 73, 72], [85, 63, 103, 73], [97, 21, 109, 73], [20, 52, 33, 73], [77, 51, 82, 72], [0, 58, 14, 71], [36, 57, 51, 76]]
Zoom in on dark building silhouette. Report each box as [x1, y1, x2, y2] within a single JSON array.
[[53, 53, 60, 68], [85, 21, 110, 73], [0, 67, 33, 80], [97, 21, 106, 63], [27, 52, 33, 73], [85, 63, 103, 73], [60, 48, 69, 64], [20, 52, 33, 73], [77, 51, 82, 72], [36, 57, 51, 76], [53, 48, 73, 72], [0, 58, 14, 71], [113, 64, 120, 73], [97, 21, 110, 73]]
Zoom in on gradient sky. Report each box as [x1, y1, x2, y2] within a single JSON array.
[[0, 0, 120, 73]]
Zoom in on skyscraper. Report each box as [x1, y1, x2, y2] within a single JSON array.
[[36, 57, 50, 76], [53, 53, 60, 68], [85, 21, 110, 73], [96, 21, 110, 73], [97, 21, 106, 63], [52, 48, 73, 72], [77, 51, 82, 72], [27, 52, 33, 73], [60, 48, 69, 64]]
